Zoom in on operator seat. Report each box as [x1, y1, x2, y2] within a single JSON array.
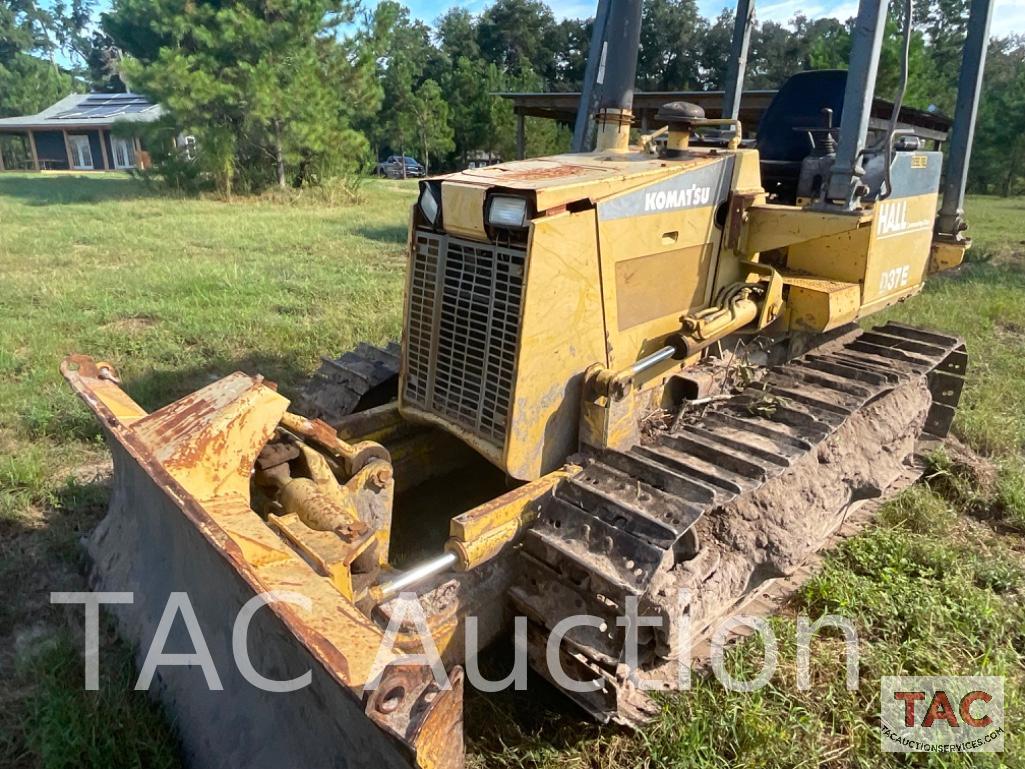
[[756, 70, 848, 203]]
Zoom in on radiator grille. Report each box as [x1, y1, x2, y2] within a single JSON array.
[[404, 230, 525, 449]]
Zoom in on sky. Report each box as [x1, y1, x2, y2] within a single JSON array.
[[56, 0, 1025, 63], [388, 0, 1025, 33]]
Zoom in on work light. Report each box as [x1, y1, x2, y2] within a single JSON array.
[[487, 195, 529, 229], [418, 183, 440, 226]]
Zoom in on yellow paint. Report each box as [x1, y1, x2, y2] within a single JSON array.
[[731, 148, 764, 190], [614, 244, 712, 330], [579, 370, 642, 453], [780, 192, 938, 323], [594, 108, 632, 152], [60, 358, 409, 690], [90, 379, 148, 425], [712, 150, 765, 295], [504, 209, 607, 479], [930, 239, 968, 272], [440, 181, 487, 240], [742, 204, 869, 256], [446, 469, 571, 569], [443, 152, 683, 212], [785, 224, 871, 283], [597, 162, 724, 368], [861, 192, 938, 305], [397, 145, 946, 483], [131, 373, 289, 502], [782, 273, 861, 332]]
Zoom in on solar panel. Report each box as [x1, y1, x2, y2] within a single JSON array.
[[51, 94, 154, 120]]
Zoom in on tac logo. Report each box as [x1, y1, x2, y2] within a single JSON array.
[[643, 184, 712, 212], [880, 676, 1005, 752]]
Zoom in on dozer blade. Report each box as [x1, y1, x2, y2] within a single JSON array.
[[510, 324, 967, 725], [61, 355, 464, 769]]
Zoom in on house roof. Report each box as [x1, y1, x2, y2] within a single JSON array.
[[0, 92, 163, 131]]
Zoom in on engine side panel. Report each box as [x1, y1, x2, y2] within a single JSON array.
[[505, 209, 607, 479], [596, 156, 736, 368]]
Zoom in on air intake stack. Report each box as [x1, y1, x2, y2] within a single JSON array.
[[594, 0, 643, 152]]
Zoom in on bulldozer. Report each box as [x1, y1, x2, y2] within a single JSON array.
[[62, 0, 992, 766]]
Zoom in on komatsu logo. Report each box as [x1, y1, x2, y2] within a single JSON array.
[[644, 184, 712, 212]]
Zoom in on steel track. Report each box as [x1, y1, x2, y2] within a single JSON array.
[[295, 342, 401, 424], [509, 322, 967, 724]]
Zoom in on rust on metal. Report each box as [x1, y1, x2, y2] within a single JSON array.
[[365, 663, 465, 769], [61, 355, 467, 769], [491, 163, 594, 180], [726, 190, 759, 251]]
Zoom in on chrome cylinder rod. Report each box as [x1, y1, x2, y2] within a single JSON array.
[[377, 551, 458, 598], [630, 344, 677, 376]]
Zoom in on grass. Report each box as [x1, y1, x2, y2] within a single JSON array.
[[18, 631, 181, 769], [0, 173, 1023, 768], [0, 172, 417, 767]]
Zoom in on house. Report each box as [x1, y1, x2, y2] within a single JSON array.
[[465, 150, 501, 170], [0, 92, 162, 172]]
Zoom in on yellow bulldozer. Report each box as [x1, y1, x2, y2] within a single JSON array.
[[62, 0, 993, 766]]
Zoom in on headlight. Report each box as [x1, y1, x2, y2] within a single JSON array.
[[418, 183, 440, 225], [487, 195, 529, 229]]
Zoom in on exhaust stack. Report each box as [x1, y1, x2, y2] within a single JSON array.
[[594, 0, 643, 152]]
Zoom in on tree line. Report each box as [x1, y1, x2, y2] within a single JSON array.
[[1, 0, 1023, 195]]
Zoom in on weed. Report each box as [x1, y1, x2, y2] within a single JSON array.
[[0, 441, 52, 521], [17, 631, 182, 769], [995, 463, 1025, 532], [877, 485, 956, 534]]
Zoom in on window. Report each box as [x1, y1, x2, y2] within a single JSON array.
[[68, 135, 94, 170], [111, 136, 136, 169]]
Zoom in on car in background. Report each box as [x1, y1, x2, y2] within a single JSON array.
[[374, 155, 426, 178]]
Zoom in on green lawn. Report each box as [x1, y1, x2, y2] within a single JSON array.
[[0, 173, 1022, 768]]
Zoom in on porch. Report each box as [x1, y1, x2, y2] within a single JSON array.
[[0, 128, 145, 172]]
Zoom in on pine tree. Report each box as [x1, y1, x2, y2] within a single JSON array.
[[0, 0, 74, 117], [105, 0, 378, 193]]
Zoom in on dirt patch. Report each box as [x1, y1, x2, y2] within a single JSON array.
[[101, 315, 159, 333], [922, 437, 1025, 536], [996, 319, 1025, 335], [70, 458, 114, 484]]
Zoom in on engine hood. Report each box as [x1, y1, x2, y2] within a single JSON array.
[[440, 151, 725, 212]]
